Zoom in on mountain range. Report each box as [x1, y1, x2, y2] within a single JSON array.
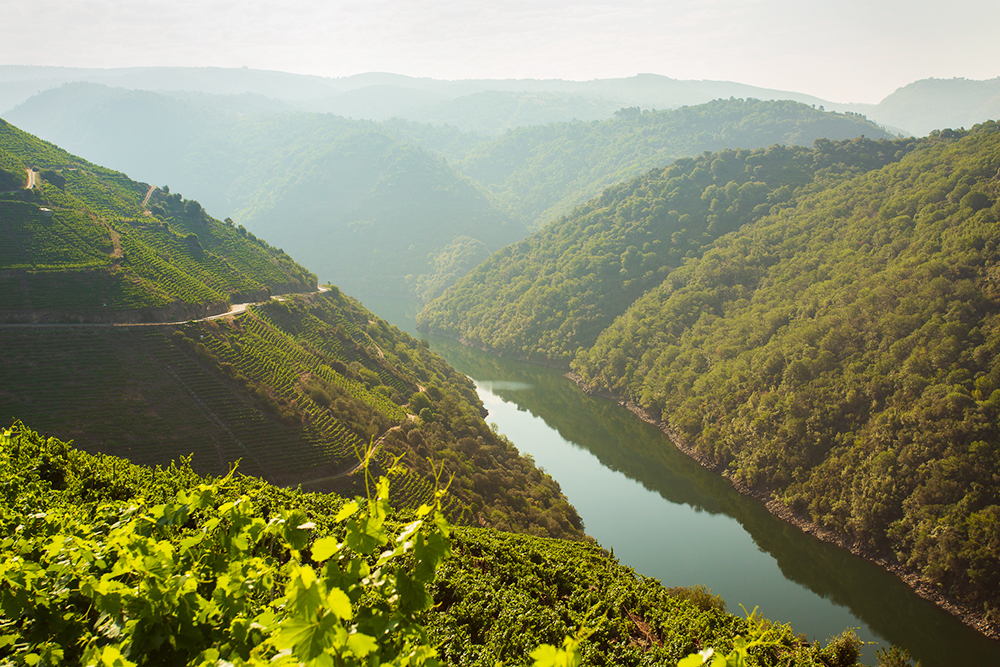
[[3, 65, 998, 137]]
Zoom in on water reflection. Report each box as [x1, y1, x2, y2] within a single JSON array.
[[350, 295, 998, 666], [480, 380, 534, 391], [429, 335, 1000, 667]]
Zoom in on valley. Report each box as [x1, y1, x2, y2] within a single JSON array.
[[1, 62, 999, 666]]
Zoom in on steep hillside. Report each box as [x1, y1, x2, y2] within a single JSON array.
[[0, 290, 583, 538], [572, 122, 1000, 631], [5, 87, 523, 301], [0, 119, 315, 322], [458, 98, 896, 227], [419, 135, 919, 365], [229, 119, 526, 300], [0, 422, 873, 667], [0, 121, 580, 538]]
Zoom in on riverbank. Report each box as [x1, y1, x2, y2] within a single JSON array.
[[564, 371, 1000, 642]]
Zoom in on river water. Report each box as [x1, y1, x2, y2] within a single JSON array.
[[363, 297, 1000, 666]]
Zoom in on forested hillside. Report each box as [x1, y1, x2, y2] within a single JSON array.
[[0, 119, 314, 321], [458, 98, 896, 227], [419, 134, 919, 365], [569, 122, 1000, 630], [419, 121, 1000, 632], [0, 422, 875, 666]]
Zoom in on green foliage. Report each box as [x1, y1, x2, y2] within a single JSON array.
[[426, 526, 869, 667], [0, 423, 450, 667], [0, 289, 583, 539], [0, 423, 874, 667], [420, 134, 917, 366], [459, 98, 896, 228], [570, 121, 1000, 624], [409, 235, 492, 303], [0, 119, 316, 319]]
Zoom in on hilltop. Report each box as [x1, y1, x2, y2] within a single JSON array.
[[419, 134, 919, 364], [457, 97, 896, 228]]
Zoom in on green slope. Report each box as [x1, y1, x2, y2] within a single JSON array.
[[571, 121, 1000, 629], [0, 121, 580, 539], [458, 98, 897, 228], [0, 422, 871, 667], [418, 135, 919, 366], [0, 119, 316, 322], [231, 120, 526, 300], [4, 86, 523, 302]]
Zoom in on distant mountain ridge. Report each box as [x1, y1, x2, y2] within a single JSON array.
[[457, 98, 896, 227], [866, 77, 1000, 137], [9, 65, 997, 137]]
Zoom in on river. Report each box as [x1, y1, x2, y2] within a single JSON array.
[[362, 296, 1000, 666]]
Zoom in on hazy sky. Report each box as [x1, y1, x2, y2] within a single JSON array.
[[2, 0, 997, 103]]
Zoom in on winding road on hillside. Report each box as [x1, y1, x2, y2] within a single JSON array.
[[141, 184, 157, 211], [0, 286, 331, 328]]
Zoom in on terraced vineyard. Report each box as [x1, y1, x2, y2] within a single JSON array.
[[187, 297, 457, 515], [0, 119, 316, 321], [0, 119, 580, 538]]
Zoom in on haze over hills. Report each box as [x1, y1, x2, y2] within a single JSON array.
[[456, 98, 896, 228], [4, 84, 895, 300], [3, 61, 1000, 659], [5, 65, 998, 137], [4, 84, 526, 302], [863, 77, 1000, 137]]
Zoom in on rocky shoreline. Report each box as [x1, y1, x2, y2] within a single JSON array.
[[565, 371, 1000, 642]]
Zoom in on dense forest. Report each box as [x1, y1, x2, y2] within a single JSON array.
[[424, 121, 1000, 631], [418, 134, 919, 365], [457, 98, 895, 227], [0, 422, 884, 666], [572, 123, 1000, 627]]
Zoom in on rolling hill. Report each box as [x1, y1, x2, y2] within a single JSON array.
[[419, 133, 919, 364], [457, 98, 897, 228]]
